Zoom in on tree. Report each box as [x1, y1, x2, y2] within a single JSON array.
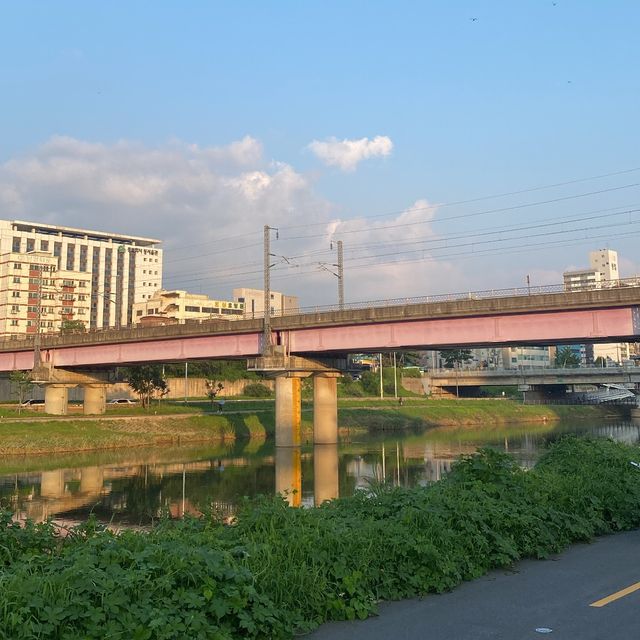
[[10, 370, 33, 412], [555, 347, 580, 368], [60, 319, 86, 334], [441, 349, 473, 369], [205, 379, 224, 407], [126, 365, 168, 409]]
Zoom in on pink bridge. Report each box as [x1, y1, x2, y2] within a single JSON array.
[[1, 286, 639, 372]]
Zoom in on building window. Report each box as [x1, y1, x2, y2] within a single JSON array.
[[12, 237, 21, 253], [13, 277, 20, 284], [11, 291, 20, 298], [79, 245, 88, 272], [66, 244, 75, 270], [40, 240, 49, 251], [13, 263, 21, 269], [185, 306, 200, 312], [10, 320, 18, 327], [26, 238, 35, 252], [136, 310, 143, 317]]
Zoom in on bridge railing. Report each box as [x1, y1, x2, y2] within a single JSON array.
[[291, 276, 640, 316]]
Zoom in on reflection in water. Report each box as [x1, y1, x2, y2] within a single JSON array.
[[1, 421, 639, 525], [275, 447, 302, 507]]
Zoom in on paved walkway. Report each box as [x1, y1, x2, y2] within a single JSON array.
[[310, 529, 640, 639]]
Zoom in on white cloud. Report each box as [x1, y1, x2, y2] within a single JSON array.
[[0, 136, 463, 306], [303, 199, 468, 304], [307, 135, 393, 171]]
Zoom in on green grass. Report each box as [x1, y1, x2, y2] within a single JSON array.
[[0, 437, 639, 638], [0, 414, 276, 456], [0, 399, 622, 455]]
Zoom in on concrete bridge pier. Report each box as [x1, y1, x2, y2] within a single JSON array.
[[275, 375, 303, 447], [313, 373, 340, 444], [83, 384, 107, 415], [44, 384, 74, 415]]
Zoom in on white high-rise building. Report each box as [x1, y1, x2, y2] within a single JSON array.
[[589, 248, 619, 281], [0, 220, 162, 331]]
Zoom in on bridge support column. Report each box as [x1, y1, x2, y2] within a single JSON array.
[[275, 375, 302, 447], [83, 384, 107, 415], [313, 373, 340, 444], [275, 446, 301, 506], [314, 443, 339, 506], [44, 384, 72, 415]]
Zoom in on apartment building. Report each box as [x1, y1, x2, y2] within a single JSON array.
[[0, 220, 162, 330], [563, 248, 619, 291], [232, 288, 299, 318], [0, 251, 91, 338], [132, 290, 244, 325]]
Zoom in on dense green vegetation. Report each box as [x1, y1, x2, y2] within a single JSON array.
[[1, 437, 639, 638]]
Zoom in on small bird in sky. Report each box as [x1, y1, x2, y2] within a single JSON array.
[[470, 17, 478, 22]]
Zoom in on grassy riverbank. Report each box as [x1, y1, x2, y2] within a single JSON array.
[[0, 399, 624, 455], [1, 437, 639, 639]]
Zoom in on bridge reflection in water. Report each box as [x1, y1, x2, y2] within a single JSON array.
[[2, 421, 639, 526]]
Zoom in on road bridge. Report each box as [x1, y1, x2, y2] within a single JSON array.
[[426, 366, 640, 393]]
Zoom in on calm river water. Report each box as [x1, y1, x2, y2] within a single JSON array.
[[1, 419, 639, 526]]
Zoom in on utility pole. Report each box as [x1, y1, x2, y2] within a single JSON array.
[[379, 353, 384, 399], [337, 240, 344, 310], [263, 225, 278, 355], [322, 240, 345, 309]]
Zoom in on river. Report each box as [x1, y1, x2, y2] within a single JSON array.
[[1, 419, 639, 526]]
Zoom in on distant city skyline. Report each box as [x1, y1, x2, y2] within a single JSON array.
[[1, 1, 639, 305]]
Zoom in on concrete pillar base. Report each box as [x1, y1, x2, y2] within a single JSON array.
[[44, 385, 71, 415], [83, 384, 107, 415], [313, 374, 339, 444], [275, 375, 302, 447]]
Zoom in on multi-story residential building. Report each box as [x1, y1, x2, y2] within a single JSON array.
[[0, 251, 91, 338], [500, 346, 552, 369], [563, 248, 619, 291], [232, 288, 299, 318], [132, 290, 244, 325], [0, 220, 162, 330], [589, 248, 619, 281]]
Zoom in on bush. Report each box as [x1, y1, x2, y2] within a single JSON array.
[[243, 382, 272, 398]]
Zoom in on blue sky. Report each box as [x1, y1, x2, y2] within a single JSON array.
[[1, 1, 639, 304]]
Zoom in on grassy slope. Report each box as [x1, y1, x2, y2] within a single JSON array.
[[0, 399, 622, 455]]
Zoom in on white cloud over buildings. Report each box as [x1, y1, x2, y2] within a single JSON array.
[[307, 135, 393, 171], [0, 135, 464, 305]]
